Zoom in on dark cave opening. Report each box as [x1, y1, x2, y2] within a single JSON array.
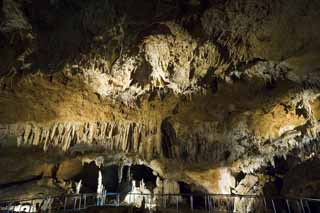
[[74, 162, 99, 193], [235, 171, 246, 185], [178, 181, 206, 209], [101, 165, 119, 192], [178, 181, 191, 194], [74, 163, 157, 194], [117, 164, 157, 195], [261, 156, 320, 212], [130, 165, 157, 184], [124, 164, 157, 194]]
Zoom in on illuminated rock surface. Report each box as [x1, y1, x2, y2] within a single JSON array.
[[0, 0, 320, 204]]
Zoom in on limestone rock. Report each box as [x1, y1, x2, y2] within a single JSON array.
[[56, 159, 83, 180], [0, 0, 320, 202]]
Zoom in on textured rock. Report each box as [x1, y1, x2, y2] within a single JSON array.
[[0, 179, 65, 200], [56, 159, 83, 180], [163, 179, 180, 195], [233, 174, 266, 212], [0, 0, 320, 200], [185, 168, 235, 194], [201, 0, 320, 62]]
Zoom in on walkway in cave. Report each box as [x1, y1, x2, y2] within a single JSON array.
[[1, 163, 320, 212], [1, 192, 320, 213]]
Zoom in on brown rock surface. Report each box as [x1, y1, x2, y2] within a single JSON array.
[[0, 0, 320, 201]]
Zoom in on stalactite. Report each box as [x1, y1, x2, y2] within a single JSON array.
[[7, 121, 156, 154], [2, 117, 320, 173], [118, 164, 124, 183], [127, 165, 131, 182]]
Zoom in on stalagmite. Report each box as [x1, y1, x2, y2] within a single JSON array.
[[124, 179, 155, 209], [76, 180, 82, 194], [97, 170, 106, 206]]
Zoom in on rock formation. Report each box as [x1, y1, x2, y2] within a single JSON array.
[[0, 0, 320, 206]]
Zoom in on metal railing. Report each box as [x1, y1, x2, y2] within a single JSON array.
[[0, 192, 319, 212]]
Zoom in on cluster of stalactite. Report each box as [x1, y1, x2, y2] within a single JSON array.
[[0, 115, 319, 168], [0, 122, 160, 159], [239, 120, 320, 173], [160, 119, 231, 162], [1, 120, 231, 163]]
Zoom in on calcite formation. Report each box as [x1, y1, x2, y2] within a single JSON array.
[[0, 0, 320, 202]]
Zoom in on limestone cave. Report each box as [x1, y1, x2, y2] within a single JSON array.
[[0, 0, 320, 212]]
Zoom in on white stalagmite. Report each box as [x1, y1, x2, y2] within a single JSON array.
[[97, 170, 105, 195], [124, 179, 155, 209], [97, 170, 106, 206], [74, 179, 82, 208], [76, 180, 82, 194], [217, 168, 235, 194], [124, 180, 143, 207]]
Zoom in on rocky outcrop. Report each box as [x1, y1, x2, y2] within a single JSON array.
[[201, 0, 320, 62], [233, 174, 267, 212]]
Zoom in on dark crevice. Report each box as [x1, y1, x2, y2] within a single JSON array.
[[52, 164, 59, 181], [130, 165, 156, 184], [0, 174, 43, 189], [73, 162, 99, 193], [265, 78, 277, 91], [295, 100, 310, 119], [235, 171, 245, 185], [178, 181, 207, 209], [199, 67, 218, 93], [160, 118, 176, 158], [237, 58, 266, 71]]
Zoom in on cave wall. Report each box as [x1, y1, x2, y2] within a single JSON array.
[[0, 0, 320, 199]]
